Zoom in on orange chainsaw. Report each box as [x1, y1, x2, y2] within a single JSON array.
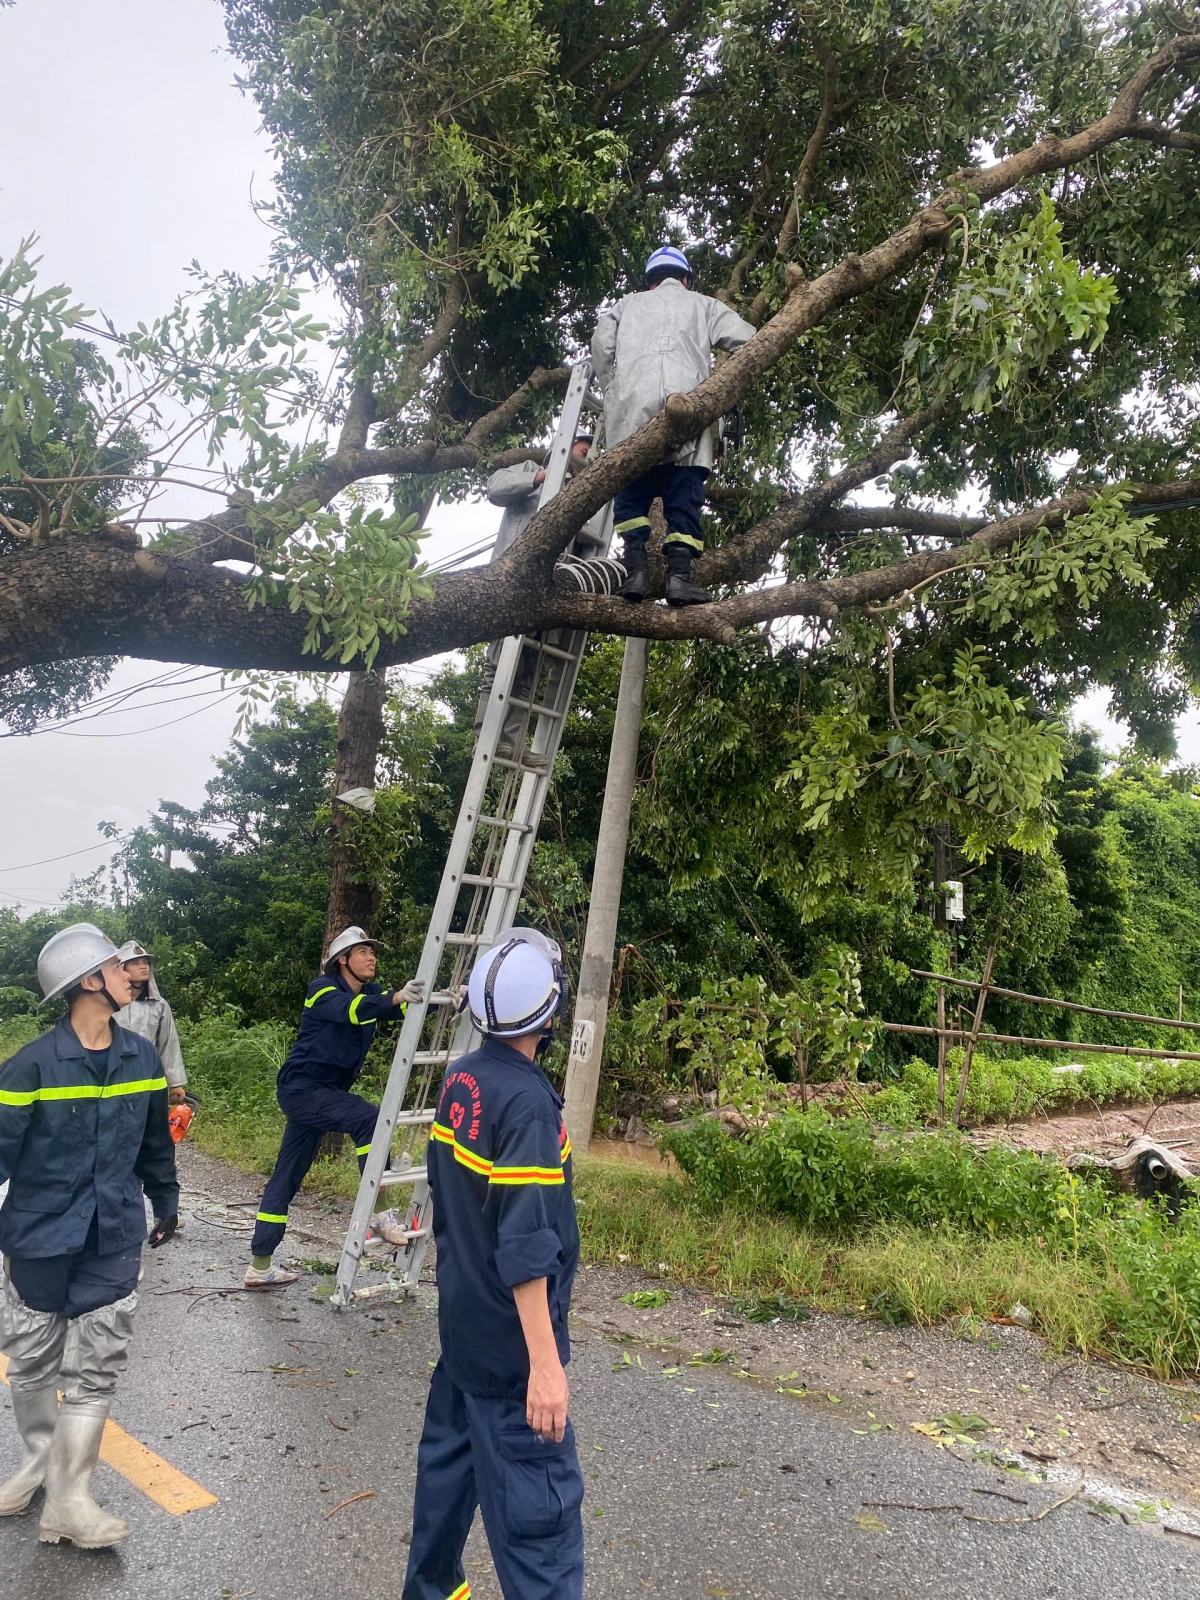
[[168, 1092, 200, 1144]]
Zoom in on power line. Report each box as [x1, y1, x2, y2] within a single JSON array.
[[52, 687, 243, 738], [0, 835, 132, 875]]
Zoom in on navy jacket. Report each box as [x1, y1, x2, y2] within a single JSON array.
[[428, 1037, 578, 1400], [0, 1017, 179, 1260], [276, 973, 398, 1094]]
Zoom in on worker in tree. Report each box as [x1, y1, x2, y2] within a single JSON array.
[[0, 924, 178, 1549], [113, 941, 189, 1106], [403, 928, 583, 1600], [592, 244, 756, 606], [246, 926, 424, 1288], [473, 431, 607, 770]]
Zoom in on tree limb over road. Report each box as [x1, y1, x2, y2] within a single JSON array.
[[3, 13, 1200, 694]]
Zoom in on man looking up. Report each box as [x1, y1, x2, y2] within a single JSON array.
[[402, 928, 583, 1600], [591, 244, 755, 605], [114, 941, 189, 1106], [246, 927, 424, 1288], [0, 923, 178, 1549]]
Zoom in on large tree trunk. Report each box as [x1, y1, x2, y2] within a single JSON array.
[[324, 669, 388, 953]]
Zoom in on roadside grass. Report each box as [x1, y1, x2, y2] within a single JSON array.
[[574, 1159, 1169, 1376], [5, 1010, 1198, 1375]]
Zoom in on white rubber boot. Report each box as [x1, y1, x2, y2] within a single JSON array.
[[0, 1386, 59, 1515], [38, 1403, 128, 1548]]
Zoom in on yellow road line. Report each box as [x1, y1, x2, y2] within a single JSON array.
[[0, 1351, 217, 1515]]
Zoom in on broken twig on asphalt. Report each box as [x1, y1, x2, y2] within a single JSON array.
[[964, 1469, 1085, 1525], [862, 1500, 962, 1512], [325, 1490, 375, 1519]]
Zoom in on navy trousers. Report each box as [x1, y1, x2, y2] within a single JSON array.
[[613, 463, 709, 552], [9, 1213, 142, 1317], [403, 1360, 584, 1600], [250, 1083, 379, 1256]]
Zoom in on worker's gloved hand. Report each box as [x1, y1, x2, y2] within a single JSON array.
[[394, 978, 426, 1007], [168, 1087, 188, 1106], [148, 1214, 178, 1249]]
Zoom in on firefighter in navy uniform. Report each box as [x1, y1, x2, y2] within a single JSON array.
[[0, 924, 179, 1549], [246, 925, 424, 1287], [402, 927, 583, 1600]]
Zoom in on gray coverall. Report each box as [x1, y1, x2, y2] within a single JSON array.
[[114, 974, 187, 1090], [592, 280, 755, 561], [591, 279, 755, 469]]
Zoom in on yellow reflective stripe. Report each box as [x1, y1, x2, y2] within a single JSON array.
[[1, 1078, 167, 1105], [304, 985, 336, 1008], [100, 1076, 168, 1098], [431, 1122, 493, 1176], [663, 531, 704, 551], [560, 1135, 572, 1164], [356, 1143, 372, 1156], [613, 516, 652, 535], [489, 1166, 565, 1187], [447, 1583, 471, 1600], [348, 993, 363, 1024], [256, 1212, 287, 1224]]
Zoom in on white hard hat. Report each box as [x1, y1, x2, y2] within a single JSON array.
[[468, 928, 567, 1038], [324, 925, 377, 972], [38, 923, 120, 1004], [116, 940, 153, 964]]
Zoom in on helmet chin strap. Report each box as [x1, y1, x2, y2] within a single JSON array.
[[534, 1023, 555, 1059]]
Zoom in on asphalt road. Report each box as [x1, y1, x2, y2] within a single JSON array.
[[0, 1206, 1196, 1599]]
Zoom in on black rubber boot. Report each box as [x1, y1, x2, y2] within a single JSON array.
[[617, 538, 648, 603], [664, 544, 712, 606]]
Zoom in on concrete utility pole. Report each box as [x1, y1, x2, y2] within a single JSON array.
[[563, 634, 649, 1152]]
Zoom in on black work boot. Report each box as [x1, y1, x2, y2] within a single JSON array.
[[617, 538, 648, 603], [664, 544, 712, 606]]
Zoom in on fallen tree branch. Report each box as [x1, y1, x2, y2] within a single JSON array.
[[504, 32, 1200, 575]]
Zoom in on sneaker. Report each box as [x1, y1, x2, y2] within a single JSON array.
[[243, 1263, 299, 1289]]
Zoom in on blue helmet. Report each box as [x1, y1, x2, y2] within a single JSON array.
[[644, 245, 692, 286]]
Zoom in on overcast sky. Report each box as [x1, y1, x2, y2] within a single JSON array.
[[0, 0, 1195, 914]]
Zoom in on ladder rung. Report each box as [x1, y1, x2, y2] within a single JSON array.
[[380, 1165, 429, 1187], [461, 873, 522, 889], [519, 637, 577, 661], [429, 990, 463, 1006], [411, 1049, 462, 1065], [476, 815, 533, 833], [395, 1109, 437, 1125], [492, 754, 552, 772], [508, 697, 565, 719], [445, 931, 485, 946]]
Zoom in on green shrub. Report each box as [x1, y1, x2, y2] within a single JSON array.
[[883, 1047, 1200, 1127], [660, 1110, 1106, 1244], [0, 1015, 40, 1062]]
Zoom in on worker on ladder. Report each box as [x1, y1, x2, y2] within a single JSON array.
[[245, 926, 424, 1289], [473, 428, 607, 770], [403, 928, 583, 1600], [592, 244, 755, 606], [0, 924, 178, 1549]]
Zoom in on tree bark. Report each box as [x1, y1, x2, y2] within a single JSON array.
[[324, 670, 387, 953]]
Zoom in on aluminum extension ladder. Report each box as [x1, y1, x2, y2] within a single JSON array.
[[331, 361, 612, 1306]]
